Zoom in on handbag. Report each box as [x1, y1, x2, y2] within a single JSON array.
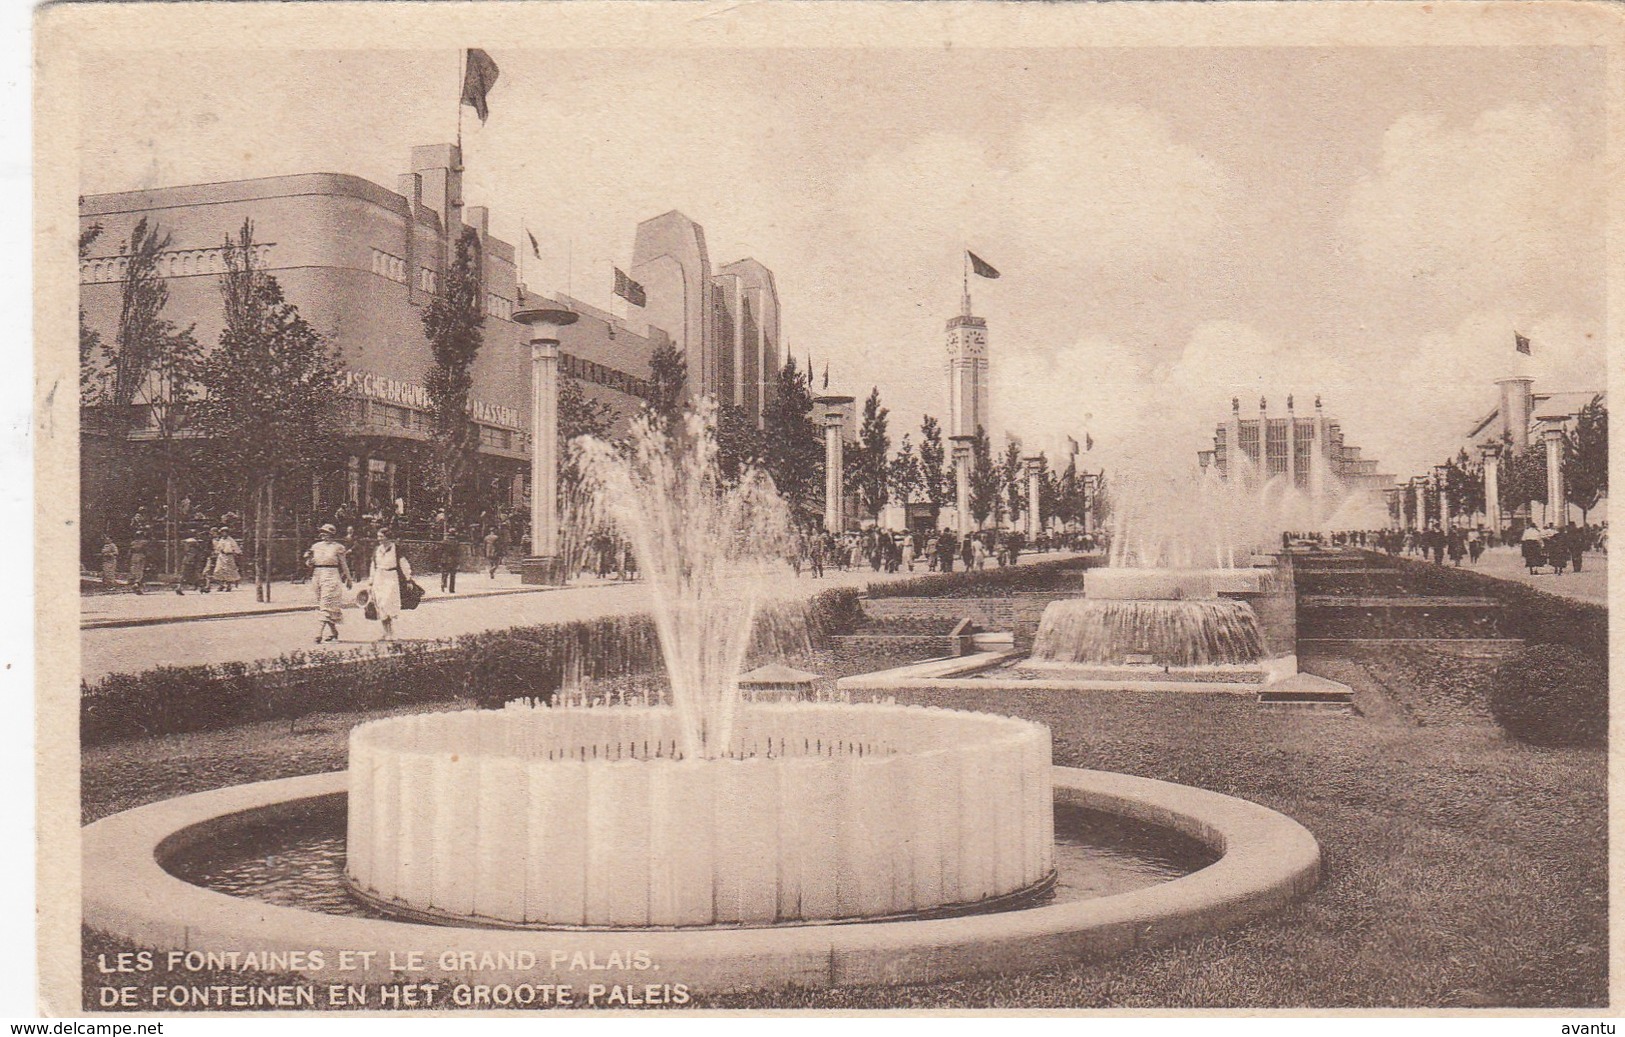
[[399, 565, 425, 611]]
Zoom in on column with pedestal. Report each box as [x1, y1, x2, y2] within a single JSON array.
[[512, 306, 578, 585], [1482, 444, 1502, 536], [1544, 427, 1566, 526], [1023, 456, 1045, 539], [822, 411, 845, 533], [950, 436, 975, 534]]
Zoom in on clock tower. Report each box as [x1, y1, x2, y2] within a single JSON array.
[[945, 287, 990, 440]]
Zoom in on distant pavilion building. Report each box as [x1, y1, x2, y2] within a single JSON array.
[[1197, 395, 1393, 496]]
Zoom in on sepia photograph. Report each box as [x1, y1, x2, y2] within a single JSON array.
[[32, 0, 1619, 1018]]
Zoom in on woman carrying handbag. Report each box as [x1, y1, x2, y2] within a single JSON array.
[[369, 525, 416, 641]]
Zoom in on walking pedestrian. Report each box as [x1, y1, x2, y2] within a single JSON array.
[[1545, 523, 1569, 575], [1567, 523, 1586, 574], [212, 527, 243, 591], [369, 525, 413, 641], [99, 535, 119, 588], [307, 524, 353, 643], [177, 534, 205, 594], [438, 528, 460, 594], [127, 532, 149, 594], [483, 528, 500, 578], [1520, 524, 1546, 574]]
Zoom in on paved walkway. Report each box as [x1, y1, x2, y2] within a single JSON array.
[[1406, 545, 1608, 605], [80, 552, 1087, 683]]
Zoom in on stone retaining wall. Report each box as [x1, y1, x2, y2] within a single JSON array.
[[861, 592, 1077, 644]]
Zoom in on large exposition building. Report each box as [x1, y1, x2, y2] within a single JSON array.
[[79, 143, 782, 537], [1197, 396, 1394, 496]]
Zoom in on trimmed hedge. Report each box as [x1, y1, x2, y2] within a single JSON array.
[[1490, 643, 1608, 747], [81, 587, 867, 745], [865, 554, 1101, 599], [1375, 553, 1607, 664]]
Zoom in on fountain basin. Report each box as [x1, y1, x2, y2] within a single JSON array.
[[1084, 568, 1275, 599], [347, 703, 1053, 928], [82, 766, 1319, 997]]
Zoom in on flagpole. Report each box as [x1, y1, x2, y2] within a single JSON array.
[[456, 49, 464, 151]]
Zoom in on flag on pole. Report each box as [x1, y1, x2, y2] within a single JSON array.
[[822, 363, 830, 390], [1066, 435, 1080, 455], [526, 228, 541, 260], [613, 267, 647, 307], [1085, 433, 1094, 452], [967, 251, 1000, 279], [1515, 331, 1532, 356], [461, 49, 500, 124]]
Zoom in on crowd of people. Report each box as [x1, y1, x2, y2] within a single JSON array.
[[1288, 521, 1607, 576], [784, 527, 1104, 578]]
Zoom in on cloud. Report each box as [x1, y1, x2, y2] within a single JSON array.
[[1341, 105, 1601, 312]]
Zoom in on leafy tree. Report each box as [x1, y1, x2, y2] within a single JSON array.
[[646, 341, 687, 429], [193, 219, 343, 600], [713, 401, 768, 485], [98, 217, 202, 569], [1053, 457, 1079, 528], [854, 387, 890, 517], [887, 433, 923, 509], [761, 356, 823, 526], [968, 425, 1001, 528], [1566, 395, 1607, 523], [1444, 449, 1484, 521], [1502, 444, 1548, 515], [918, 415, 947, 508], [421, 226, 486, 511], [558, 373, 615, 502], [79, 222, 104, 403], [1001, 440, 1025, 525]]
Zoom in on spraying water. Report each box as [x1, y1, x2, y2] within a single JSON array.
[[573, 405, 795, 760]]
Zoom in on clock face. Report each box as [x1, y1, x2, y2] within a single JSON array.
[[947, 330, 987, 358]]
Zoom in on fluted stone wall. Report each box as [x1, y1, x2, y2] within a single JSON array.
[[347, 703, 1053, 928]]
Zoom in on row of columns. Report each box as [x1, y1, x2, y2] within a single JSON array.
[[1396, 424, 1568, 532], [818, 414, 1059, 536]]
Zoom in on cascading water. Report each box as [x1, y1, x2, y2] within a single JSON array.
[[1028, 599, 1264, 668]]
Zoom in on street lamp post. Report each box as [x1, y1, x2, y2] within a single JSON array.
[[513, 306, 578, 585]]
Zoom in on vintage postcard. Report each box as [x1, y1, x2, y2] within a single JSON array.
[[34, 0, 1622, 1019]]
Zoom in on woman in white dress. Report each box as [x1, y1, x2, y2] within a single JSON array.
[[307, 524, 353, 643], [370, 525, 413, 641], [213, 527, 243, 591]]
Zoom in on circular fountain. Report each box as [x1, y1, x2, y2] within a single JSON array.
[[345, 702, 1054, 928], [80, 407, 1321, 1000]]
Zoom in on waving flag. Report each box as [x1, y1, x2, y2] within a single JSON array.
[[967, 251, 1000, 279], [1515, 331, 1532, 356], [461, 49, 500, 123], [526, 228, 541, 260], [613, 267, 647, 307]]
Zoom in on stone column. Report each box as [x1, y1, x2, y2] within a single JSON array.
[[1285, 396, 1298, 489], [1023, 456, 1045, 539], [513, 306, 578, 584], [1544, 427, 1566, 526], [823, 411, 845, 533], [951, 435, 975, 534], [1434, 465, 1450, 530], [1412, 478, 1426, 530], [1482, 444, 1502, 536]]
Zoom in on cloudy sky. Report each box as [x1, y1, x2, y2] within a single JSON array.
[[80, 43, 1605, 481]]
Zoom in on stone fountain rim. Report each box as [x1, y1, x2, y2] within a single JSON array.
[[350, 700, 1051, 764], [81, 766, 1320, 996]]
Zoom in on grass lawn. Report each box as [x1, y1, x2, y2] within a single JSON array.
[[80, 664, 1605, 1010]]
